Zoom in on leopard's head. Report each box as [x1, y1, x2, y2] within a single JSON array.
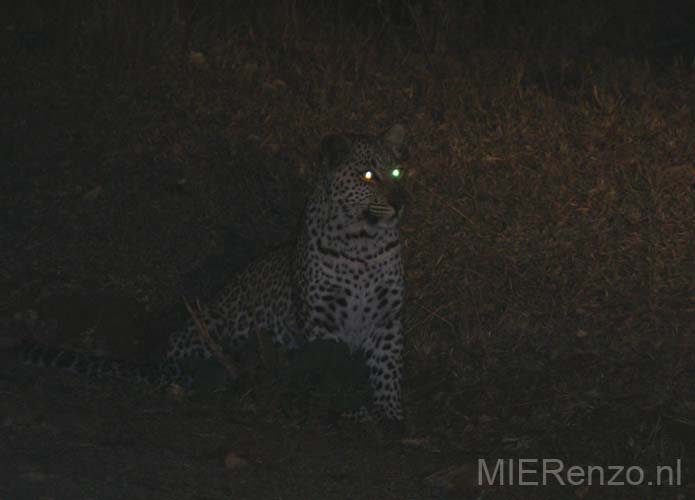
[[317, 124, 408, 228]]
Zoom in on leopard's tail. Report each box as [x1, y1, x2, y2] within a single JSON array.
[[19, 340, 190, 387]]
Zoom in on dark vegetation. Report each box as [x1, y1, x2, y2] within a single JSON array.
[[1, 1, 694, 498]]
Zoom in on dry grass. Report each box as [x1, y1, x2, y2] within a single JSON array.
[[2, 1, 695, 496]]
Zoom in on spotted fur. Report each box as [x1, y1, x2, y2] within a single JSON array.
[[21, 124, 409, 422]]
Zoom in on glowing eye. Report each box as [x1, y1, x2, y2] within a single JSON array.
[[362, 170, 374, 181], [391, 168, 401, 178]]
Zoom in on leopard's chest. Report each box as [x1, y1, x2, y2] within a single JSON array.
[[338, 270, 400, 335], [301, 235, 404, 345]]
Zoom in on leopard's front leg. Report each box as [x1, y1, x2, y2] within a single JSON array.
[[364, 319, 405, 422]]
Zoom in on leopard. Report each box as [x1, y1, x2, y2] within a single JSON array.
[[20, 124, 409, 423]]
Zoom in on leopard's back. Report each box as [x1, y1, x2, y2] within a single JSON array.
[[165, 247, 298, 361]]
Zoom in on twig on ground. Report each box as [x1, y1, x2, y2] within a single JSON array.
[[184, 297, 240, 380]]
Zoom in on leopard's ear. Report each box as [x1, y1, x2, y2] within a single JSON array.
[[382, 124, 406, 160], [320, 134, 352, 169]]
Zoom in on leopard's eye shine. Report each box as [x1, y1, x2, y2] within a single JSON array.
[[362, 170, 374, 181], [391, 168, 401, 178]]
